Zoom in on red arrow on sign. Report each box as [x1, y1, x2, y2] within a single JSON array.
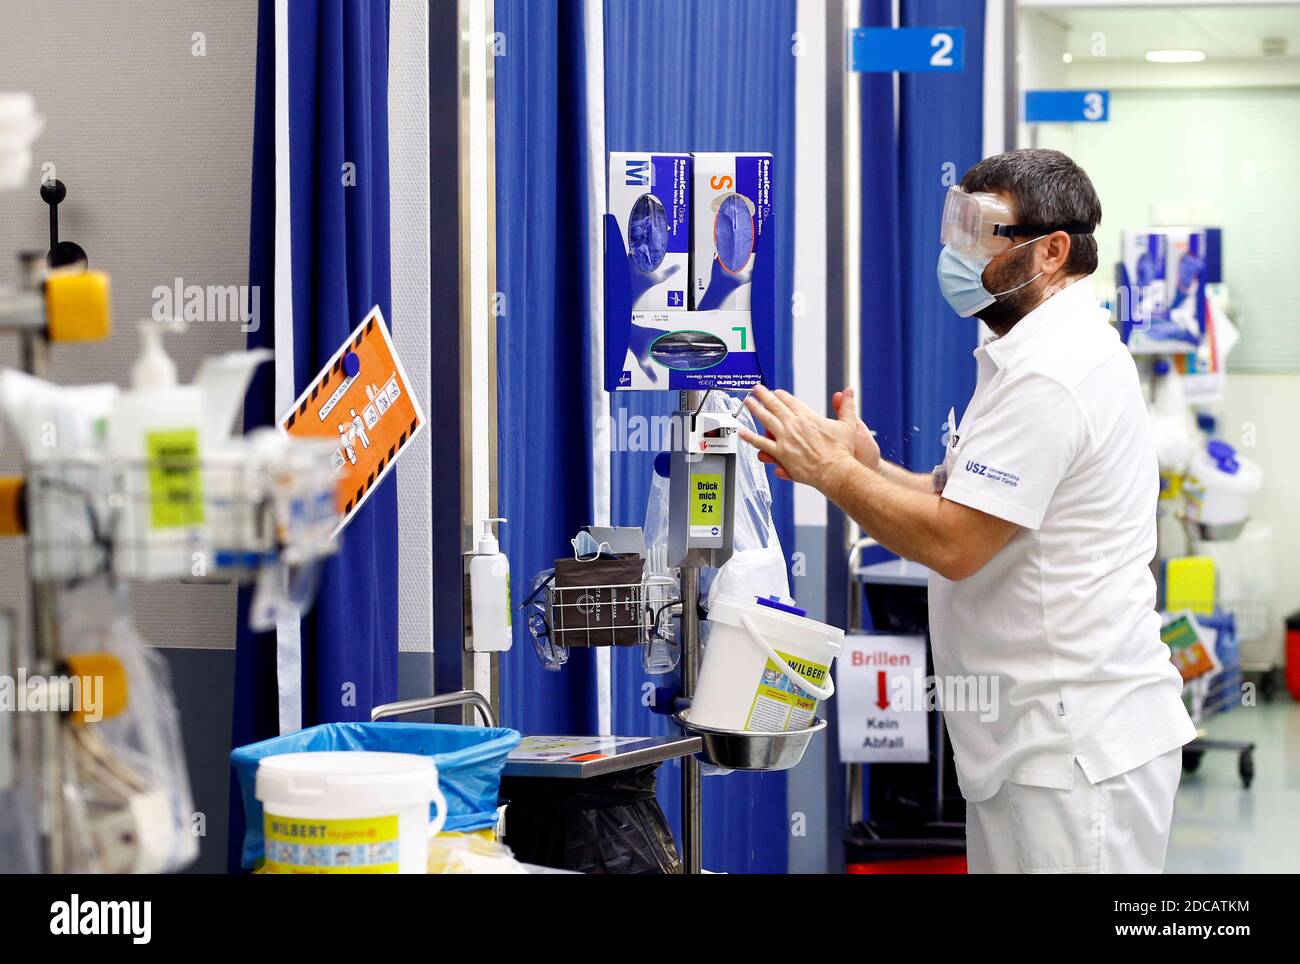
[[875, 671, 890, 710]]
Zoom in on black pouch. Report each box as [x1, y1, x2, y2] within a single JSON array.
[[551, 553, 644, 647]]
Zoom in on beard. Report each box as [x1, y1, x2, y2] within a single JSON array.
[[976, 243, 1043, 332]]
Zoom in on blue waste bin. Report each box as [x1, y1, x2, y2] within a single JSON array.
[[231, 722, 521, 870]]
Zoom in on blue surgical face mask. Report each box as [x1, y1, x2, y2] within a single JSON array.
[[936, 237, 1044, 318]]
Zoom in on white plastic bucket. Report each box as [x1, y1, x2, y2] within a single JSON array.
[[691, 594, 843, 732], [256, 751, 447, 874], [1184, 440, 1262, 528]]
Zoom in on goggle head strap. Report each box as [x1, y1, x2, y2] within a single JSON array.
[[993, 222, 1095, 238]]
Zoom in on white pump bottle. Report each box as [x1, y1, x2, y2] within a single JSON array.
[[468, 517, 512, 653], [109, 318, 206, 578]]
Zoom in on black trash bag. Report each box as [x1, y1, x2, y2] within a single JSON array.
[[502, 764, 681, 874]]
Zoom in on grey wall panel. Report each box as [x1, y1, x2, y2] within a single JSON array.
[[160, 646, 236, 874], [0, 0, 258, 651]]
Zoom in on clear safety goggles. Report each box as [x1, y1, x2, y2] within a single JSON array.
[[940, 186, 1093, 259]]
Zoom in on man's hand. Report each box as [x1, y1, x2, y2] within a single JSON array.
[[739, 386, 861, 493], [833, 388, 880, 471]]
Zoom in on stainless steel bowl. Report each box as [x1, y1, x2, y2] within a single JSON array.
[[673, 712, 826, 772], [1188, 519, 1248, 542]]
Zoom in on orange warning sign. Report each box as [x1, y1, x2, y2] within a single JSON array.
[[280, 306, 425, 533]]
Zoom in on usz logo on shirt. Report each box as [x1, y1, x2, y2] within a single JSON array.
[[964, 460, 1020, 488]]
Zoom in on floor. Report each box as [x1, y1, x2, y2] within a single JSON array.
[[1166, 691, 1300, 873]]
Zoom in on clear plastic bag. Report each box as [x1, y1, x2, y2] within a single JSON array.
[[641, 393, 783, 562], [690, 393, 790, 608], [428, 833, 529, 875], [641, 392, 790, 654], [53, 579, 199, 873], [523, 567, 569, 671]]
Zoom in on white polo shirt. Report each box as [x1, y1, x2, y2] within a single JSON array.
[[929, 276, 1196, 803]]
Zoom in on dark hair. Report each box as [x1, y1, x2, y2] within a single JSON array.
[[960, 148, 1102, 277]]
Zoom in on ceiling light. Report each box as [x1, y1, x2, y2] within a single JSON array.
[[1062, 52, 1073, 64], [1145, 49, 1206, 63]]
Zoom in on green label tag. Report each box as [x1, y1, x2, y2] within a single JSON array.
[[690, 472, 723, 527], [146, 429, 204, 528]]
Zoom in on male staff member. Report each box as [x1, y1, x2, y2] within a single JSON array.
[[742, 149, 1195, 874]]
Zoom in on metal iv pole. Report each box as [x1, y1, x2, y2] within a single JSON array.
[[678, 389, 704, 875]]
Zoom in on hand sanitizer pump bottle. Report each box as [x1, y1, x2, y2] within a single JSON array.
[[109, 319, 206, 579], [469, 518, 512, 652]]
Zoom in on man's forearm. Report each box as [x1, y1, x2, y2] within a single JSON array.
[[826, 459, 968, 579], [876, 459, 935, 493]]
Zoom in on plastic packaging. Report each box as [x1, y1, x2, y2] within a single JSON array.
[[193, 348, 273, 442], [0, 370, 117, 461], [0, 371, 118, 581], [642, 453, 673, 566], [523, 567, 568, 670], [640, 461, 682, 673], [428, 833, 528, 874], [55, 579, 199, 873], [1149, 359, 1197, 475], [502, 763, 681, 874], [642, 393, 789, 608], [230, 721, 521, 870], [699, 392, 790, 607], [640, 393, 789, 666]]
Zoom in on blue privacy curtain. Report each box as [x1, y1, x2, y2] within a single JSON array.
[[852, 0, 986, 815], [230, 0, 397, 868], [493, 0, 797, 873], [604, 0, 798, 875], [860, 0, 984, 476], [494, 0, 600, 736]]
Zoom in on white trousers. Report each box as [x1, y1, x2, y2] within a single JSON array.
[[965, 749, 1182, 874]]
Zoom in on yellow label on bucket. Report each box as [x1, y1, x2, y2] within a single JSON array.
[[745, 649, 830, 733], [264, 814, 400, 874]]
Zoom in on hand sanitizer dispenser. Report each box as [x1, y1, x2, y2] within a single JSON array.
[[468, 517, 513, 652], [109, 318, 205, 579], [668, 407, 738, 569]]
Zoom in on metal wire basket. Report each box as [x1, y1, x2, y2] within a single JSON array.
[[22, 444, 339, 584], [1218, 596, 1271, 646], [525, 568, 682, 667], [544, 579, 646, 647]]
